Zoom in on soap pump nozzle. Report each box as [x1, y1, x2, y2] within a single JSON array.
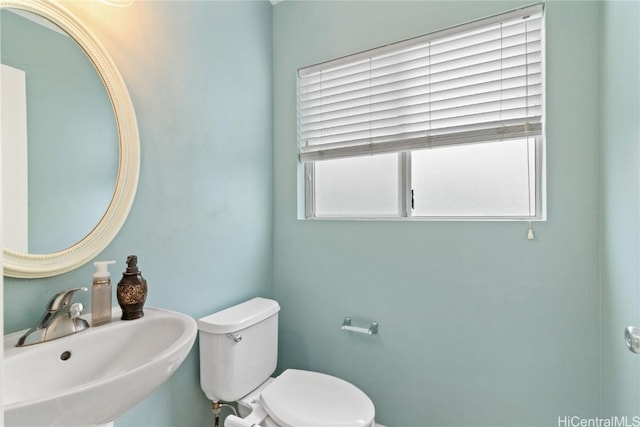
[[93, 260, 116, 280], [125, 255, 139, 274]]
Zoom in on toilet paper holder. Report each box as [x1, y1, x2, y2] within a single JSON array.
[[341, 317, 378, 335]]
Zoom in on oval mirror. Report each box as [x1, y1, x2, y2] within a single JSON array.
[[1, 0, 140, 278]]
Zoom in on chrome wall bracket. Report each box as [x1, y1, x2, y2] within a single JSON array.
[[341, 317, 378, 335]]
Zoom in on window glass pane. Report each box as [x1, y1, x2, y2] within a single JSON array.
[[314, 154, 399, 216], [411, 138, 535, 217]]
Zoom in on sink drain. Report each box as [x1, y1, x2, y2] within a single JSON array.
[[60, 351, 72, 361]]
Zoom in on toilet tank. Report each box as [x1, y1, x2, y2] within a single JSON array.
[[198, 297, 280, 402]]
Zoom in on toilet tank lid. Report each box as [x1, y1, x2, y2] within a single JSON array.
[[198, 297, 280, 334]]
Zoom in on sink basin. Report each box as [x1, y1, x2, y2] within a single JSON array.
[[3, 307, 197, 426]]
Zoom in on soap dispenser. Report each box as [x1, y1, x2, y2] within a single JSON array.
[[116, 255, 148, 320], [92, 260, 116, 327]]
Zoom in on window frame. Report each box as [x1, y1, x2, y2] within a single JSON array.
[[304, 135, 544, 221]]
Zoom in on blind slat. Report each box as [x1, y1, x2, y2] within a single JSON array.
[[301, 94, 542, 140], [300, 68, 542, 116], [298, 24, 542, 91], [299, 44, 542, 99], [299, 122, 543, 162], [306, 109, 540, 151], [298, 4, 543, 76], [299, 63, 542, 116], [298, 4, 544, 162], [301, 81, 542, 127]]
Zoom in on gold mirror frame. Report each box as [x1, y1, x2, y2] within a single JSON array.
[[2, 0, 140, 278]]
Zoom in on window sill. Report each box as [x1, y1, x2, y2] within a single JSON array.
[[300, 215, 546, 222]]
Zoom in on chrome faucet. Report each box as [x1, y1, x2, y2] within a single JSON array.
[[16, 287, 90, 347]]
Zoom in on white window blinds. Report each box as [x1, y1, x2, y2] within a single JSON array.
[[298, 4, 544, 162]]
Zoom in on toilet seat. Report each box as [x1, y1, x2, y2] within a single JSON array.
[[259, 369, 375, 427]]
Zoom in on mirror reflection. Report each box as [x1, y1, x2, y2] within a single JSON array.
[[0, 8, 118, 254]]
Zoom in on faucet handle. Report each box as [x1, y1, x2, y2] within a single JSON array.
[[69, 302, 84, 319], [47, 287, 88, 311]]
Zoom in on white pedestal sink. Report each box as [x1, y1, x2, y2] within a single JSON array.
[[3, 307, 197, 426]]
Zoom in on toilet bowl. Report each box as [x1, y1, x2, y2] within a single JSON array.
[[198, 297, 375, 427]]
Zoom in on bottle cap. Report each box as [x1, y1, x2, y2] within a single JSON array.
[[94, 260, 116, 279], [125, 255, 140, 274]]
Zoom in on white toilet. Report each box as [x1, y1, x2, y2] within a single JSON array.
[[198, 297, 376, 427]]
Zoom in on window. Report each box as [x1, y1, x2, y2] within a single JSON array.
[[298, 4, 544, 220]]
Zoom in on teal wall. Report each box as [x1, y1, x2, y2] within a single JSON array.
[[3, 1, 273, 426], [273, 2, 602, 426], [601, 0, 640, 418]]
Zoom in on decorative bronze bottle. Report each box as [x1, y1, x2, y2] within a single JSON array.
[[117, 255, 148, 320]]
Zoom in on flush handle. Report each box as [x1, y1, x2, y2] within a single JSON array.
[[625, 326, 640, 354], [226, 333, 242, 343]]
